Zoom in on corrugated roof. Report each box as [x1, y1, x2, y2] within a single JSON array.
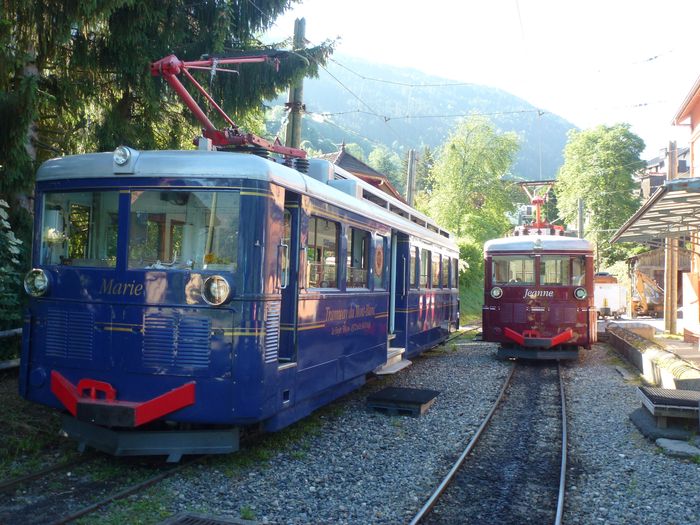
[[612, 177, 700, 246]]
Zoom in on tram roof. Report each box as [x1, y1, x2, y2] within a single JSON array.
[[484, 234, 593, 253], [36, 148, 458, 254]]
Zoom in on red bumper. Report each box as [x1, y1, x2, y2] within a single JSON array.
[[51, 371, 195, 427], [504, 327, 573, 349]]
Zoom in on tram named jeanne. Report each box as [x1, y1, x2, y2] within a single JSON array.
[[482, 192, 596, 360]]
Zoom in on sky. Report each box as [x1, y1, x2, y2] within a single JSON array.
[[263, 0, 700, 158]]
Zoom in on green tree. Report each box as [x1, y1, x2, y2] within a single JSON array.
[[1, 0, 333, 327], [555, 123, 644, 266], [368, 145, 404, 193], [0, 199, 22, 330], [419, 117, 519, 318], [423, 116, 520, 245]]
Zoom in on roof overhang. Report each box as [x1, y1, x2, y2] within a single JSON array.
[[612, 177, 700, 247], [674, 74, 700, 125]]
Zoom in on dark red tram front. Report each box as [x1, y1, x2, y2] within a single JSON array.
[[482, 235, 596, 360]]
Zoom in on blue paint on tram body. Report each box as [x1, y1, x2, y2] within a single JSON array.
[[19, 148, 459, 453]]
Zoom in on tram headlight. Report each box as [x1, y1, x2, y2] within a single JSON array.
[[574, 287, 588, 300], [113, 146, 131, 166], [24, 269, 49, 297], [201, 275, 231, 305], [490, 286, 503, 299]]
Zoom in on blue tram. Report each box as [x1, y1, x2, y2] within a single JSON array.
[[20, 143, 459, 459]]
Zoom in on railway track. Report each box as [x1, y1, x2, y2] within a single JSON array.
[[0, 453, 203, 525], [411, 361, 568, 525]]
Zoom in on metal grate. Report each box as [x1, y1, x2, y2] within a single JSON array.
[[263, 301, 281, 363], [143, 314, 177, 367], [143, 313, 211, 369], [176, 316, 211, 367], [46, 308, 94, 360], [640, 386, 700, 408], [158, 512, 253, 524]]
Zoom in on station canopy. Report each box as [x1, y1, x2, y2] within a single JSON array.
[[612, 177, 700, 248]]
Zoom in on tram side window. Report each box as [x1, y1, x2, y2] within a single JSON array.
[[572, 256, 586, 286], [129, 190, 240, 271], [432, 252, 441, 288], [373, 235, 387, 290], [409, 246, 418, 288], [41, 191, 119, 267], [441, 256, 450, 287], [540, 256, 570, 285], [453, 259, 459, 288], [306, 216, 339, 288], [492, 256, 535, 285], [280, 209, 291, 287], [420, 249, 430, 288], [346, 227, 370, 288]]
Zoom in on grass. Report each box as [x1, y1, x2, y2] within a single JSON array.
[[0, 336, 21, 361], [75, 490, 174, 525], [0, 375, 79, 479], [240, 505, 256, 520], [459, 280, 483, 323]]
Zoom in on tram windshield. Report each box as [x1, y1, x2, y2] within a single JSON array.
[[491, 254, 587, 286], [540, 255, 570, 285], [128, 190, 240, 271], [492, 256, 535, 285], [41, 191, 119, 267]]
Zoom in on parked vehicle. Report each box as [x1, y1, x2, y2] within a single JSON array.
[[482, 183, 597, 360], [19, 52, 460, 461], [631, 269, 664, 318], [594, 272, 626, 319]]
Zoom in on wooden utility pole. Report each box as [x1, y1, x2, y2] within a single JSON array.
[[664, 141, 678, 333], [405, 149, 417, 206], [285, 18, 306, 149]]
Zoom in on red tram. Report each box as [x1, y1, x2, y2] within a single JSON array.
[[482, 189, 596, 360]]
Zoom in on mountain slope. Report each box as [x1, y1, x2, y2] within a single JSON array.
[[268, 55, 576, 181]]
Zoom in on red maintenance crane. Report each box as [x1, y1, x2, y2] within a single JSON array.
[[150, 52, 306, 160]]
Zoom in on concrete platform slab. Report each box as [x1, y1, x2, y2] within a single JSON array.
[[655, 438, 700, 458]]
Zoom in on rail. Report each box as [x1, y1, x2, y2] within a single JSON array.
[[408, 365, 515, 525], [410, 362, 568, 524], [555, 362, 567, 525]]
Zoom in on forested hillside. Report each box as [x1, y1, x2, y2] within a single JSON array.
[[266, 55, 576, 181]]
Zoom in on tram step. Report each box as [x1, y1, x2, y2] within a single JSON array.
[[386, 347, 405, 365], [373, 358, 412, 375], [367, 387, 439, 417]]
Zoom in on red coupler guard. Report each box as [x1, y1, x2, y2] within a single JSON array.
[[51, 371, 195, 427], [504, 327, 573, 349]]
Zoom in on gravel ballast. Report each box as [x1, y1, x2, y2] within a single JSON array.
[[562, 343, 700, 525], [161, 339, 700, 524]]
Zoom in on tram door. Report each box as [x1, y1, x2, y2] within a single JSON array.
[[390, 231, 409, 348], [279, 193, 301, 362]]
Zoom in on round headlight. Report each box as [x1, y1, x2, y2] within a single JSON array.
[[113, 146, 131, 166], [490, 286, 503, 299], [201, 275, 231, 305], [24, 269, 49, 297], [574, 287, 588, 300]]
